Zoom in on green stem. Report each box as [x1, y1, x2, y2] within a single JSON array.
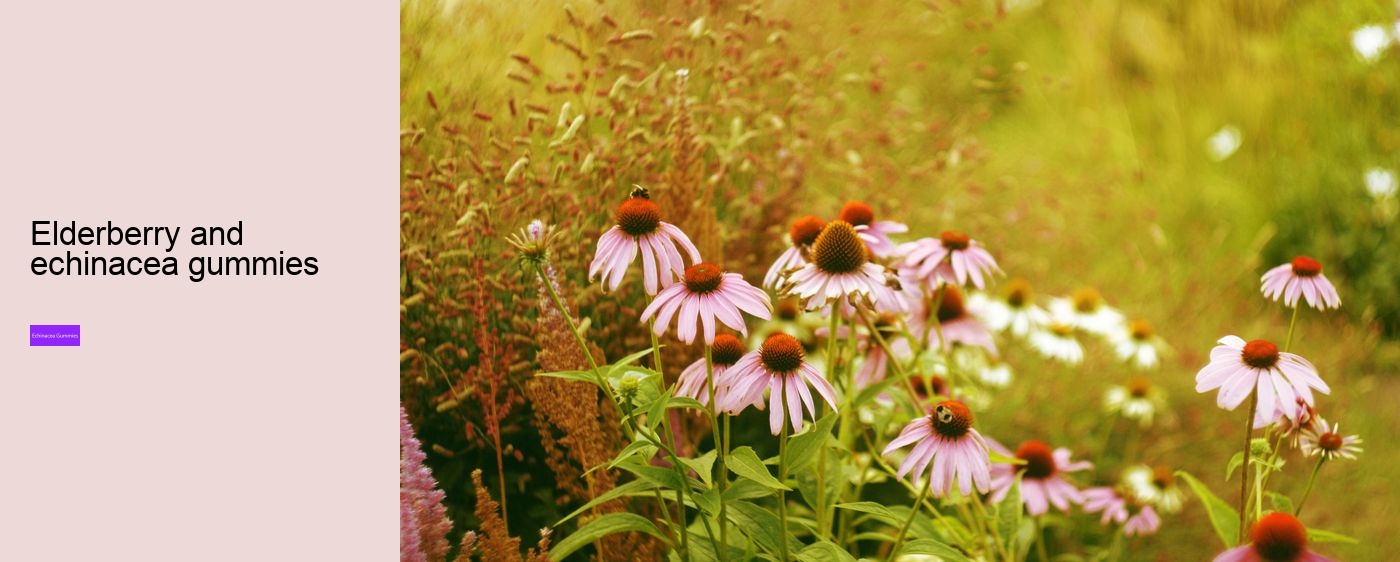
[[888, 482, 932, 560], [820, 310, 842, 540], [1295, 457, 1326, 517], [778, 380, 792, 562], [1035, 516, 1050, 562], [1284, 304, 1301, 352], [1108, 529, 1124, 562], [705, 345, 730, 562], [970, 492, 1007, 561], [1239, 389, 1258, 544]]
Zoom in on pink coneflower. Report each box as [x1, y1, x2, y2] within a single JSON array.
[[881, 400, 992, 497], [987, 439, 1091, 516], [854, 314, 913, 389], [908, 285, 998, 357], [1213, 512, 1335, 562], [641, 263, 772, 345], [764, 215, 825, 290], [903, 230, 1003, 290], [677, 334, 747, 406], [839, 200, 908, 258], [1299, 418, 1363, 461], [1260, 256, 1341, 310], [1081, 487, 1161, 536], [1253, 397, 1317, 444], [787, 221, 888, 310], [589, 190, 702, 295], [719, 333, 838, 434], [1195, 336, 1330, 421]]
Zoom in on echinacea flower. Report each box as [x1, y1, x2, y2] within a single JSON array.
[[970, 278, 1048, 337], [1104, 377, 1166, 428], [909, 285, 998, 357], [764, 215, 825, 290], [1047, 288, 1123, 336], [854, 314, 913, 389], [1260, 256, 1341, 310], [903, 230, 1003, 290], [987, 439, 1092, 516], [1123, 465, 1185, 514], [881, 400, 992, 497], [1027, 322, 1084, 365], [1256, 398, 1318, 445], [1299, 418, 1363, 461], [720, 332, 838, 434], [589, 190, 702, 295], [1109, 319, 1168, 369], [1195, 336, 1330, 421], [786, 221, 888, 310], [676, 334, 747, 406], [1213, 512, 1335, 562], [1082, 487, 1161, 536], [642, 263, 772, 345], [839, 200, 908, 258]]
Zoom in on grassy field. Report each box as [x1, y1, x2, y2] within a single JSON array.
[[402, 0, 1400, 559]]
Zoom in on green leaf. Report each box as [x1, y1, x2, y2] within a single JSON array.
[[782, 413, 838, 473], [1266, 492, 1294, 515], [536, 368, 602, 385], [902, 538, 974, 562], [722, 478, 774, 502], [557, 479, 659, 525], [1307, 528, 1360, 544], [615, 458, 687, 491], [796, 540, 857, 562], [1226, 452, 1245, 481], [988, 450, 1028, 465], [667, 396, 708, 411], [727, 500, 792, 555], [607, 439, 659, 470], [643, 384, 672, 431], [729, 446, 790, 490], [681, 450, 717, 487], [1177, 470, 1239, 548], [550, 512, 667, 560], [606, 346, 658, 376], [835, 502, 902, 526], [996, 476, 1022, 554], [692, 488, 721, 516]]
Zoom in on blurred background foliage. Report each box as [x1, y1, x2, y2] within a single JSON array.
[[401, 0, 1399, 559]]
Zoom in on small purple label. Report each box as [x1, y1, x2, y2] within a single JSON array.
[[31, 325, 80, 346]]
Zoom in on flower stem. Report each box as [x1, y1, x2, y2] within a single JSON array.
[[1284, 304, 1301, 353], [1239, 389, 1258, 544], [777, 380, 792, 562], [705, 345, 730, 562], [1295, 457, 1326, 517], [888, 482, 932, 559], [1035, 516, 1050, 562]]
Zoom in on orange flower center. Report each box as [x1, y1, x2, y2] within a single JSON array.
[[1127, 376, 1153, 398], [1072, 288, 1102, 313], [1129, 319, 1153, 340], [810, 221, 867, 274], [683, 263, 724, 293], [1290, 256, 1322, 277], [940, 230, 970, 250], [1015, 440, 1056, 479], [1318, 432, 1343, 451], [1004, 278, 1032, 307], [615, 197, 662, 236], [789, 215, 826, 246], [775, 297, 801, 321], [838, 200, 875, 227], [1150, 466, 1174, 490], [936, 286, 967, 323], [1250, 512, 1307, 562], [1241, 339, 1280, 369], [931, 400, 973, 438], [759, 332, 805, 373], [711, 334, 746, 366]]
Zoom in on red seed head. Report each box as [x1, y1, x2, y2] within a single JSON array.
[[810, 221, 867, 274], [940, 230, 971, 250], [1241, 339, 1280, 369], [1014, 440, 1056, 479], [931, 400, 974, 438], [615, 197, 662, 236], [838, 200, 876, 227], [1290, 256, 1322, 277], [711, 334, 746, 366], [935, 286, 967, 323], [759, 332, 805, 373], [683, 263, 723, 293], [1318, 432, 1344, 452], [790, 216, 826, 246], [1250, 512, 1308, 561]]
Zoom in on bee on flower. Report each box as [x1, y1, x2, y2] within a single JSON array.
[[589, 187, 702, 295], [881, 400, 992, 496]]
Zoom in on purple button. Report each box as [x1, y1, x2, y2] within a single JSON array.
[[31, 325, 80, 346]]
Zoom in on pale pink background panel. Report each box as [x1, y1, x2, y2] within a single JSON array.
[[0, 1, 396, 560]]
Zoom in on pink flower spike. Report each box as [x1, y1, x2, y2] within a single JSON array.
[[881, 401, 991, 497], [641, 263, 772, 345], [1195, 335, 1329, 421], [716, 333, 838, 434], [588, 194, 702, 295], [1260, 256, 1341, 310]]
